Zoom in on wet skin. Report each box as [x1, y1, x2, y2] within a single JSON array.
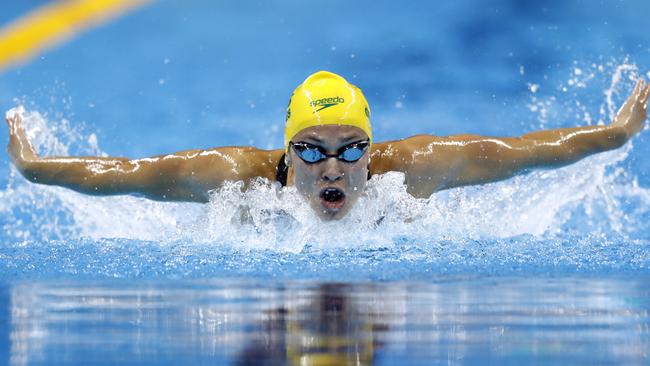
[[285, 125, 370, 220], [5, 79, 650, 221]]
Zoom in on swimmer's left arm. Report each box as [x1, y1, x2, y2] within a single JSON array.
[[396, 79, 650, 197]]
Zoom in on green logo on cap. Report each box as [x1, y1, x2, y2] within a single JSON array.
[[309, 96, 345, 112]]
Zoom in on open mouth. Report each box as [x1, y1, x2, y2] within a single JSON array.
[[319, 188, 346, 211]]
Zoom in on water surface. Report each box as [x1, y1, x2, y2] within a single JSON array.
[[1, 1, 650, 364]]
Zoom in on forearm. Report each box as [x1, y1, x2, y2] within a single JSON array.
[[19, 156, 140, 195], [518, 124, 628, 168], [519, 77, 649, 167], [440, 125, 629, 190]]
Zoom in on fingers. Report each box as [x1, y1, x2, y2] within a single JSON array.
[[5, 113, 14, 128], [12, 112, 20, 129], [633, 79, 646, 104], [631, 79, 650, 112], [619, 79, 644, 116], [638, 78, 647, 95], [5, 116, 16, 136], [633, 78, 643, 97], [5, 111, 23, 134], [642, 84, 650, 107]]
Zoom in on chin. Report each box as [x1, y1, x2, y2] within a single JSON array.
[[320, 211, 347, 221], [313, 203, 351, 221]]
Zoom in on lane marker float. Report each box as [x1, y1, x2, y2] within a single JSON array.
[[0, 0, 152, 72]]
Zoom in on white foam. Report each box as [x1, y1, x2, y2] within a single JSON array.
[[2, 62, 649, 251]]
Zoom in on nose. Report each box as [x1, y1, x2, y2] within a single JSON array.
[[321, 158, 344, 182]]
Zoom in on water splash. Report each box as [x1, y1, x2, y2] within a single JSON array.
[[1, 62, 650, 278]]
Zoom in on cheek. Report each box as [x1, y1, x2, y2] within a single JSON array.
[[351, 156, 370, 181], [345, 163, 369, 188], [293, 165, 319, 190]]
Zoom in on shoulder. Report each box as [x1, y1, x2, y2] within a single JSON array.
[[176, 146, 284, 182], [370, 135, 448, 174], [370, 134, 478, 197]]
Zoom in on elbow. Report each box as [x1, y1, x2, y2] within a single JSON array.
[[18, 161, 44, 184], [606, 127, 629, 150]]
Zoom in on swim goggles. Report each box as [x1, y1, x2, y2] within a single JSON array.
[[290, 140, 370, 164]]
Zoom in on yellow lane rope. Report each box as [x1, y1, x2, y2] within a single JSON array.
[[0, 0, 152, 72]]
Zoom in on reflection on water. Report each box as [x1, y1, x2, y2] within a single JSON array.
[[6, 276, 650, 365], [236, 283, 380, 366]]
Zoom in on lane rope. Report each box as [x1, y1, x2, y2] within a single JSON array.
[[0, 0, 152, 71]]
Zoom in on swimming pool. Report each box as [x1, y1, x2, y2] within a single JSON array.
[[1, 1, 650, 364]]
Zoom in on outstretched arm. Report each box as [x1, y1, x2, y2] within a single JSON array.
[[383, 79, 649, 197], [5, 112, 282, 202]]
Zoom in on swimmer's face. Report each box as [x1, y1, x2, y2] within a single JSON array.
[[287, 125, 370, 221]]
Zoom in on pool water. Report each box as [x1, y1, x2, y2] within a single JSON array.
[[4, 276, 650, 365], [1, 1, 650, 365]]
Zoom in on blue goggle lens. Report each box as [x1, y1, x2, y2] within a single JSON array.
[[300, 148, 326, 163], [339, 147, 366, 162]]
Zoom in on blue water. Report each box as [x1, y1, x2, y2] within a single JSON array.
[[2, 1, 650, 364]]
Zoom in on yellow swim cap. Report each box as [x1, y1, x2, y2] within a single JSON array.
[[284, 71, 372, 153]]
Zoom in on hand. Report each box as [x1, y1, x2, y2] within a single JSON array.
[[5, 109, 38, 168], [612, 78, 650, 138]]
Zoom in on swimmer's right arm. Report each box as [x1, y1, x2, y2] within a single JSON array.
[[5, 113, 281, 202]]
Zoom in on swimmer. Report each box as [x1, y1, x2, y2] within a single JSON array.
[[5, 71, 650, 220]]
